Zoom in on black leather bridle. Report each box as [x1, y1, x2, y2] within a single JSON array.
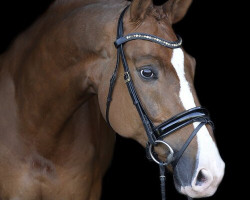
[[106, 6, 213, 200]]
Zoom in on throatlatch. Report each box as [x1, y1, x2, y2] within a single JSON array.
[[106, 6, 214, 200]]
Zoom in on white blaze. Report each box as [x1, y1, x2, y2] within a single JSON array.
[[171, 48, 225, 194], [170, 48, 195, 109]]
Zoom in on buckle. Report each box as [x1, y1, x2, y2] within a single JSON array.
[[124, 72, 131, 83]]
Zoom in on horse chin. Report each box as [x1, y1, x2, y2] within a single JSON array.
[[179, 185, 217, 199], [173, 178, 216, 198]]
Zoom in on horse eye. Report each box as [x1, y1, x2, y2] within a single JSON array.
[[140, 68, 154, 79]]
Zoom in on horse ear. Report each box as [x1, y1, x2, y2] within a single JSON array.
[[163, 0, 192, 24], [130, 0, 153, 22]]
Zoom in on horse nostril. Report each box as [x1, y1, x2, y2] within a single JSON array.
[[191, 168, 214, 193], [196, 169, 207, 186]]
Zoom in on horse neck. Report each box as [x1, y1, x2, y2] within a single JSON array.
[[0, 0, 125, 138]]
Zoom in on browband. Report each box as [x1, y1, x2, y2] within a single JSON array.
[[115, 33, 182, 48]]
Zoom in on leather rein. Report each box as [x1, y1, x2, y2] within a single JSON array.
[[105, 6, 213, 200]]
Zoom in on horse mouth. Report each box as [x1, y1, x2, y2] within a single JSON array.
[[173, 165, 225, 198]]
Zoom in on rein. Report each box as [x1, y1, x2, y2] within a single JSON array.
[[106, 6, 214, 200]]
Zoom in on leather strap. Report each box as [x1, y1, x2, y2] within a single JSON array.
[[154, 107, 213, 139], [115, 33, 182, 49], [106, 7, 128, 128], [172, 121, 207, 168]]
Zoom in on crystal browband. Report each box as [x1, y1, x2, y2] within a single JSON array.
[[114, 33, 182, 49]]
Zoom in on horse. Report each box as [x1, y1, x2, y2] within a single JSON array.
[[0, 0, 225, 199]]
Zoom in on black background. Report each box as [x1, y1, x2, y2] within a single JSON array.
[[0, 0, 245, 199]]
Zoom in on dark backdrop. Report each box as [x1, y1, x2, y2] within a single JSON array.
[[0, 0, 245, 199]]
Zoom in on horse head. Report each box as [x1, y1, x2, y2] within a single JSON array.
[[96, 0, 225, 198]]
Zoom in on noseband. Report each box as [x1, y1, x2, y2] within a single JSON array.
[[106, 6, 213, 200]]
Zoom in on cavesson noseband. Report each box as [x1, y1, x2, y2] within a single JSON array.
[[106, 6, 213, 200]]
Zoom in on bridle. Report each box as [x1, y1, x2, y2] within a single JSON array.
[[106, 6, 214, 200]]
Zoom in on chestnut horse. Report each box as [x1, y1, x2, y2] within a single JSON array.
[[0, 0, 225, 199]]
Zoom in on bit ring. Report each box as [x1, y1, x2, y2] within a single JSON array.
[[148, 140, 174, 166]]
